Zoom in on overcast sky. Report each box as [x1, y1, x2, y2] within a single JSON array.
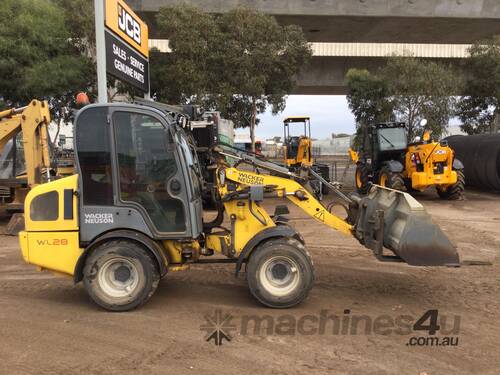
[[242, 95, 356, 140]]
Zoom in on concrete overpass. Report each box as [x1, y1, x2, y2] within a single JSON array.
[[130, 0, 500, 94]]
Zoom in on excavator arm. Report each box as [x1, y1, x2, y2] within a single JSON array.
[[0, 100, 51, 186]]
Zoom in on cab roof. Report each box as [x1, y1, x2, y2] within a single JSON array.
[[284, 116, 310, 123]]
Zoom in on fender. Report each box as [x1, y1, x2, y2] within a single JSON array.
[[234, 224, 305, 277], [452, 158, 464, 170], [73, 229, 168, 283], [382, 160, 404, 173]]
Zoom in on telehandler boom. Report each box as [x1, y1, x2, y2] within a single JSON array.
[[18, 103, 459, 311]]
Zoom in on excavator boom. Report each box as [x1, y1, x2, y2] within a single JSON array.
[[0, 100, 52, 234], [0, 100, 51, 186]]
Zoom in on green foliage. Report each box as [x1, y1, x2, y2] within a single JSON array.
[[381, 56, 460, 141], [153, 5, 311, 150], [458, 36, 500, 134], [0, 0, 94, 128], [0, 0, 93, 106], [346, 69, 394, 126], [346, 57, 460, 143]]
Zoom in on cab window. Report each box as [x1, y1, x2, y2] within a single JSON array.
[[76, 107, 113, 206], [114, 111, 186, 233]]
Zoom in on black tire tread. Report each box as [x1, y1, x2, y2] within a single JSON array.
[[379, 167, 404, 191], [355, 163, 370, 194], [437, 170, 465, 200], [246, 237, 314, 309], [83, 239, 160, 312]]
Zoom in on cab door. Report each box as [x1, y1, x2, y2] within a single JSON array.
[[111, 109, 196, 237]]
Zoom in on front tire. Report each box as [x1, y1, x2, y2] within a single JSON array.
[[246, 237, 314, 308], [355, 163, 370, 194], [83, 240, 160, 312], [378, 167, 404, 191], [437, 170, 465, 200]]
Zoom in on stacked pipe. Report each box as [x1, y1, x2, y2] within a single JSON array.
[[446, 134, 500, 191]]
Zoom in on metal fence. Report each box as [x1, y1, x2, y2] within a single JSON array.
[[317, 156, 356, 190]]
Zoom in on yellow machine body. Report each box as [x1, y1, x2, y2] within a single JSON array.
[[348, 138, 459, 192], [19, 174, 82, 276], [0, 100, 52, 187], [17, 103, 459, 311], [0, 100, 76, 234], [404, 141, 457, 191], [283, 116, 314, 168], [19, 166, 354, 277]]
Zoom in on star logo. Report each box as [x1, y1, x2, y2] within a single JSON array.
[[200, 309, 237, 346]]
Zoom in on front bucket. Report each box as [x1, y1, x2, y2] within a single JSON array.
[[350, 185, 460, 267]]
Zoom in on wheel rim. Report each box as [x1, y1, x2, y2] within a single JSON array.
[[98, 257, 140, 298], [259, 256, 301, 297], [379, 173, 388, 187]]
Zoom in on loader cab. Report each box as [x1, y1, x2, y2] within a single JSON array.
[[74, 104, 203, 244], [366, 122, 407, 169], [283, 116, 313, 168]]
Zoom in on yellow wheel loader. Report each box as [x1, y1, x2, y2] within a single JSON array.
[[351, 122, 465, 200], [19, 103, 459, 311]]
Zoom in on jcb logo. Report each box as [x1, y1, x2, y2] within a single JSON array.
[[118, 4, 141, 45], [36, 239, 68, 246]]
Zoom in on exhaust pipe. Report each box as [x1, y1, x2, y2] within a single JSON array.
[[350, 185, 460, 267]]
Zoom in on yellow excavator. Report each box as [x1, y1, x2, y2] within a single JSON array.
[[282, 116, 330, 198], [18, 102, 460, 311], [0, 100, 54, 234]]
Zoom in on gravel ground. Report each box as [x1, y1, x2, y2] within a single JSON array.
[[0, 188, 499, 375]]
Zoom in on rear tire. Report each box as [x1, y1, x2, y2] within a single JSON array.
[[246, 237, 314, 308], [378, 167, 405, 191], [355, 163, 370, 194], [437, 170, 465, 200], [83, 240, 160, 312]]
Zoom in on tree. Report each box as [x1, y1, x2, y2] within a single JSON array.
[[153, 5, 312, 151], [346, 68, 394, 126], [346, 57, 460, 143], [0, 0, 93, 108], [380, 56, 461, 141], [154, 5, 223, 104], [217, 8, 311, 150], [457, 36, 500, 134]]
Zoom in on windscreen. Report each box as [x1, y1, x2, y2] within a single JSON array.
[[377, 127, 407, 151]]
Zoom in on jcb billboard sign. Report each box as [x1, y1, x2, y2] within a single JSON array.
[[105, 0, 149, 58]]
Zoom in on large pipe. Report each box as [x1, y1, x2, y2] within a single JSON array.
[[446, 134, 500, 191]]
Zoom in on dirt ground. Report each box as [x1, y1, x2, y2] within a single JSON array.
[[1, 188, 500, 375]]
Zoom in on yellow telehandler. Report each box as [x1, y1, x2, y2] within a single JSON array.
[[351, 121, 465, 199], [18, 103, 459, 311]]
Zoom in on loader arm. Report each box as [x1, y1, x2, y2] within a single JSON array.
[[220, 166, 460, 267], [223, 167, 353, 236], [0, 100, 51, 186]]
